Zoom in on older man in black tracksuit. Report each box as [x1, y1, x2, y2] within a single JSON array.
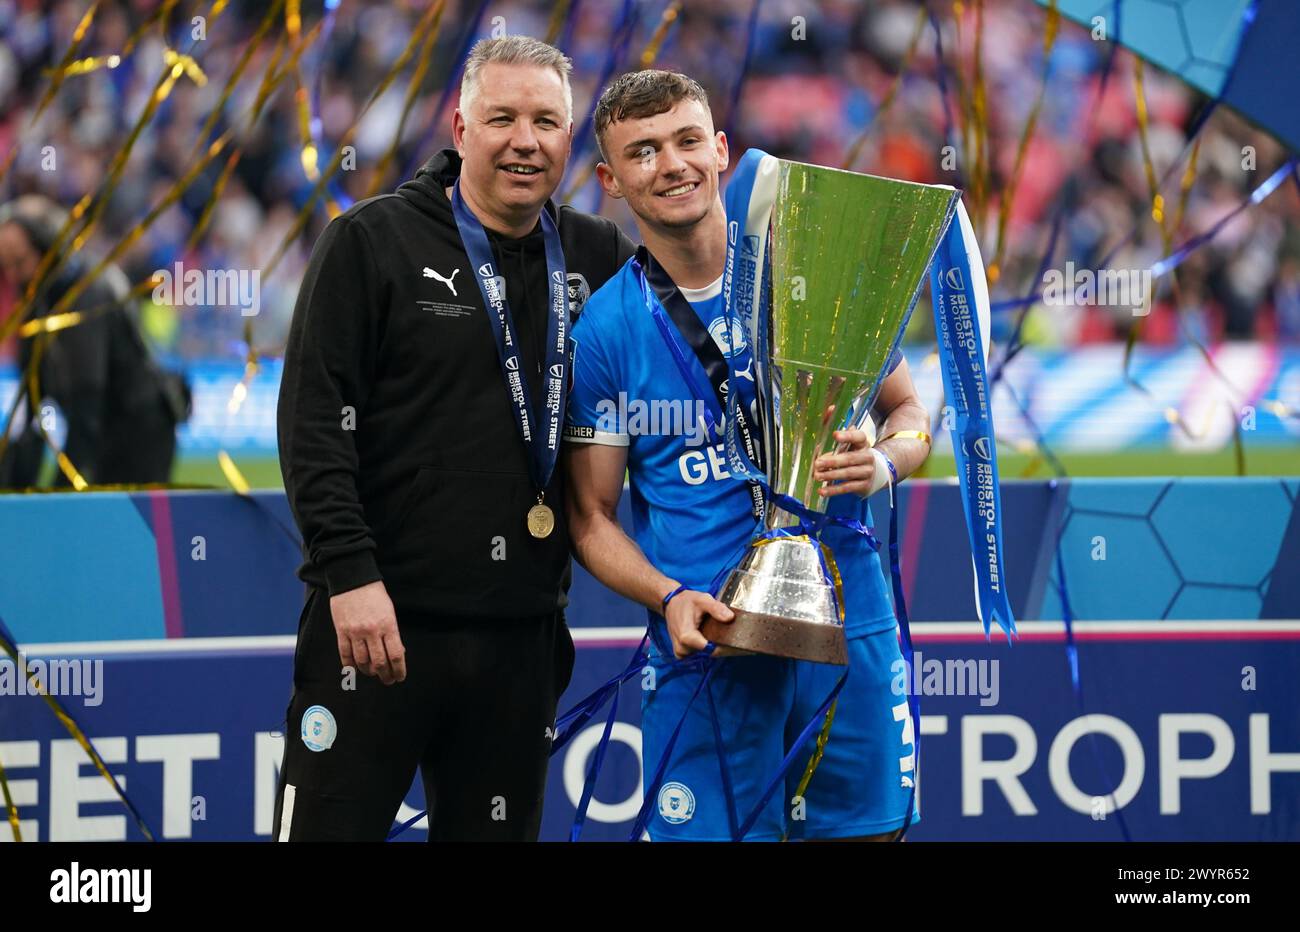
[[273, 37, 634, 841]]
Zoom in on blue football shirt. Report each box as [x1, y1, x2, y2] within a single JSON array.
[[565, 260, 899, 637]]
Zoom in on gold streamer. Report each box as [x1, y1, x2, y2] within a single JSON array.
[[781, 541, 849, 839], [44, 132, 236, 324], [638, 1, 681, 68], [941, 1, 991, 241], [45, 0, 181, 85], [283, 4, 333, 212], [55, 54, 124, 78], [187, 150, 244, 249], [163, 48, 208, 87], [1171, 137, 1201, 239], [20, 333, 91, 488], [213, 320, 262, 495], [944, 0, 991, 240], [1133, 59, 1167, 237], [0, 0, 286, 496], [266, 9, 320, 94], [207, 0, 289, 142], [364, 0, 451, 200], [948, 1, 975, 187], [786, 699, 838, 837], [819, 542, 846, 623], [988, 0, 1059, 283], [25, 1, 101, 126], [3, 67, 174, 345], [0, 756, 20, 841], [52, 451, 90, 491], [0, 628, 153, 840], [5, 0, 287, 350], [260, 0, 464, 283], [1126, 62, 1255, 452], [1, 0, 239, 346], [218, 451, 252, 496], [16, 311, 83, 338], [1229, 400, 1246, 476], [545, 0, 573, 45]]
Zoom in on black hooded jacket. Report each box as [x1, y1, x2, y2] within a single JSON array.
[[277, 149, 635, 617]]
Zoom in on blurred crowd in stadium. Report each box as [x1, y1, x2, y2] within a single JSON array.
[[1, 0, 1298, 367]]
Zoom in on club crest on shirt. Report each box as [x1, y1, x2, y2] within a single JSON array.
[[658, 781, 696, 824], [707, 316, 747, 357], [566, 272, 591, 321]]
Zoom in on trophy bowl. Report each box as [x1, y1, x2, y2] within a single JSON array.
[[702, 156, 960, 665]]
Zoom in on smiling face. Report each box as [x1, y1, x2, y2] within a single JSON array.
[[595, 98, 728, 234], [452, 62, 573, 234]]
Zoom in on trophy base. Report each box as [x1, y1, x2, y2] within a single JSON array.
[[709, 534, 848, 665], [702, 611, 848, 666]]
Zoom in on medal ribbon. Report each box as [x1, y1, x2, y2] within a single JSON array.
[[452, 182, 570, 496]]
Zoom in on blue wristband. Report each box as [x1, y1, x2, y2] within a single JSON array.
[[661, 584, 687, 612]]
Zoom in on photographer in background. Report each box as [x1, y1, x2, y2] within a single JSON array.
[[0, 195, 190, 488]]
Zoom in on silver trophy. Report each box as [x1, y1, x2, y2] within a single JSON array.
[[702, 157, 960, 665]]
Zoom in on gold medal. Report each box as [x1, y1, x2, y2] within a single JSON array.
[[527, 502, 555, 539]]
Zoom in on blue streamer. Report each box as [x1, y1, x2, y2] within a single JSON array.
[[570, 685, 619, 841], [704, 676, 741, 841], [1049, 479, 1132, 841], [927, 8, 964, 190], [567, 0, 640, 181], [557, 0, 584, 54], [399, 0, 492, 180], [1150, 158, 1298, 279], [629, 650, 719, 840], [388, 634, 649, 840], [724, 0, 764, 137], [883, 468, 920, 839], [309, 0, 352, 212], [734, 668, 849, 840]]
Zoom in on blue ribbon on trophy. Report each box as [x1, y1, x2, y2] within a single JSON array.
[[717, 149, 882, 557], [928, 199, 1016, 640]]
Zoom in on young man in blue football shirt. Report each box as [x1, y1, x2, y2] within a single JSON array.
[[563, 70, 935, 841]]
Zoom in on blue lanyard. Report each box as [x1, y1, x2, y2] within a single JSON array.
[[632, 255, 766, 522], [451, 182, 570, 493]]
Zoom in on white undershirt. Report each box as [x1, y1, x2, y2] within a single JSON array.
[[678, 274, 723, 304]]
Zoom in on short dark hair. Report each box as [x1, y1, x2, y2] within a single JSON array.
[[593, 70, 710, 160], [461, 36, 573, 122]]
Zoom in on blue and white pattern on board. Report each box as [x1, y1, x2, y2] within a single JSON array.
[[1, 345, 1296, 455]]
